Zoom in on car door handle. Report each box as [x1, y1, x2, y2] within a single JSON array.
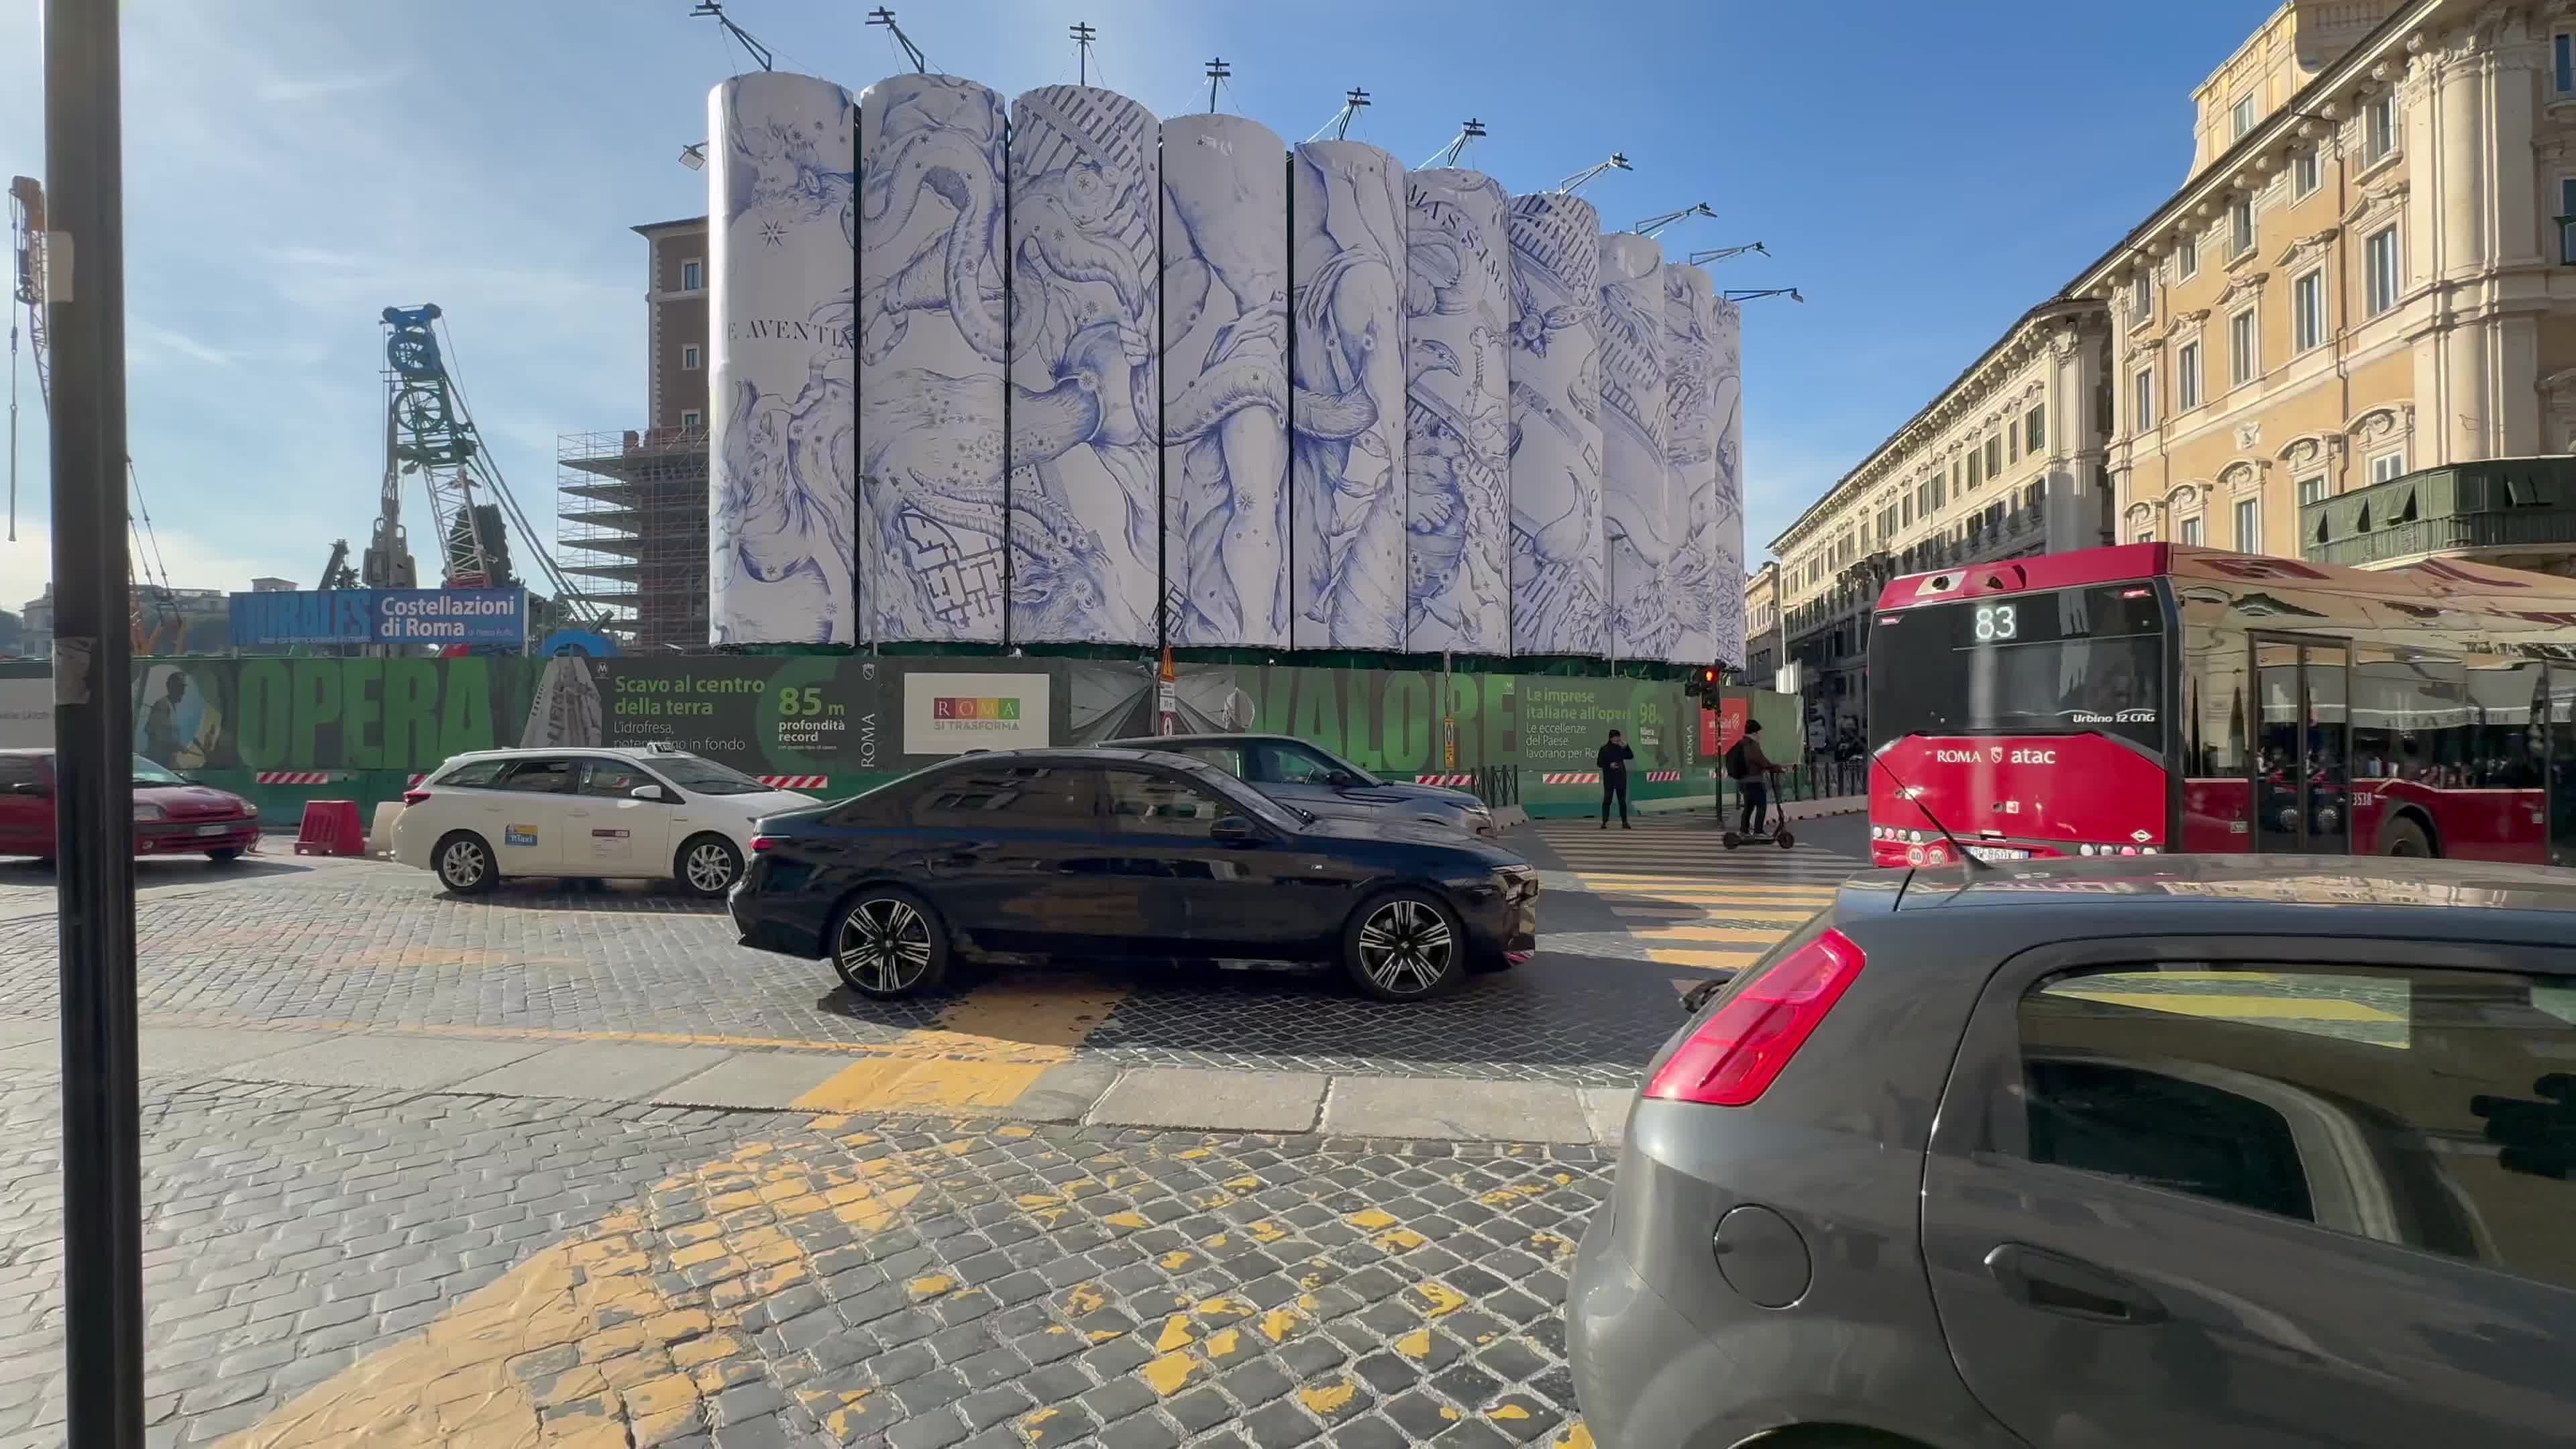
[[1984, 1244, 2166, 1325], [930, 843, 998, 871]]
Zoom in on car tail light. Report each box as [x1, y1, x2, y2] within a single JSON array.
[[401, 791, 431, 806], [749, 835, 778, 853], [1644, 929, 1865, 1106]]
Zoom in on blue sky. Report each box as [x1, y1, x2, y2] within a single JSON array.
[[0, 0, 2266, 614]]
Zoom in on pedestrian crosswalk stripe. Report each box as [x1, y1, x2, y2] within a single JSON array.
[[1578, 881, 1843, 900], [1628, 924, 1819, 944], [1614, 906, 1820, 925], [1648, 945, 1771, 970]]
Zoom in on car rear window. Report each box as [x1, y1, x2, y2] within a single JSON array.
[[435, 759, 511, 788], [2017, 961, 2576, 1291]]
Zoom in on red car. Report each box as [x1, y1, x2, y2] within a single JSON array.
[[0, 749, 260, 864]]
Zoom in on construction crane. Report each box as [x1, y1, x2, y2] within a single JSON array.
[[370, 304, 601, 637], [11, 174, 185, 655]]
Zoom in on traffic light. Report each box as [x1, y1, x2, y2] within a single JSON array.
[[1688, 664, 1722, 708]]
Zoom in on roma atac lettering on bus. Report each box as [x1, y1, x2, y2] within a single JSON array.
[[1933, 746, 2057, 764]]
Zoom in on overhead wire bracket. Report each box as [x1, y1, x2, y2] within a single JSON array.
[[1554, 152, 1631, 196], [867, 9, 928, 73], [690, 1, 773, 72], [1419, 119, 1486, 169]]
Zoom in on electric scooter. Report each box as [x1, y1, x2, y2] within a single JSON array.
[[1721, 768, 1795, 850]]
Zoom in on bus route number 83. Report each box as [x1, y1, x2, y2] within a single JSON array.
[[1972, 604, 2018, 642]]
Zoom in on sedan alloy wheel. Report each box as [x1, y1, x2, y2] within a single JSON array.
[[1354, 896, 1458, 999], [836, 895, 941, 997]]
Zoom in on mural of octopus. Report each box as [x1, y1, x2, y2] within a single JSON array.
[[1503, 193, 1604, 655], [856, 74, 1010, 642], [1662, 266, 1719, 661], [1161, 115, 1291, 649], [1289, 142, 1409, 651], [1006, 87, 1160, 645], [1401, 174, 1511, 655], [712, 78, 857, 645], [1597, 239, 1680, 663]]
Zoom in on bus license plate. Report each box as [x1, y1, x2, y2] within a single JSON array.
[[1967, 845, 2029, 862]]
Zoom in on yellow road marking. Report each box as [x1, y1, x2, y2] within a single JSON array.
[[1648, 947, 1770, 971], [1614, 906, 1818, 924], [2054, 990, 2402, 1023], [790, 1058, 1046, 1112], [1627, 924, 1806, 945]]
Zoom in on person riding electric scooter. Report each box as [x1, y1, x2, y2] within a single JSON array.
[[1721, 718, 1794, 850]]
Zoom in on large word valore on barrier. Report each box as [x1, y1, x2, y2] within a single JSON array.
[[709, 70, 1746, 667], [99, 655, 1768, 784]]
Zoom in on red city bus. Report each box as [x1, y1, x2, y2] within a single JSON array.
[[1864, 543, 2576, 869]]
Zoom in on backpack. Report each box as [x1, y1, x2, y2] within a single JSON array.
[[1723, 737, 1749, 779]]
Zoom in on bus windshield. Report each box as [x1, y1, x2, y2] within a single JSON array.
[[1870, 583, 2167, 753]]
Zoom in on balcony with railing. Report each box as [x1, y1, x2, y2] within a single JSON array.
[[2300, 458, 2576, 572]]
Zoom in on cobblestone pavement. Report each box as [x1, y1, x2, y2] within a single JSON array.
[[0, 837, 1857, 1089], [0, 1067, 1607, 1449]]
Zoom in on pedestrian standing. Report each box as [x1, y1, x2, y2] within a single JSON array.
[[1597, 729, 1635, 829]]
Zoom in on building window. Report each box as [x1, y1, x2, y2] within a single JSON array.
[[2370, 449, 2408, 483], [681, 344, 702, 371], [2365, 91, 2397, 164], [2129, 271, 2152, 323], [679, 258, 704, 292], [2180, 516, 2203, 545], [2229, 308, 2258, 386], [2294, 146, 2321, 199], [2136, 528, 2156, 544], [2293, 266, 2326, 352], [1967, 445, 1983, 488], [2177, 340, 2202, 412], [680, 409, 703, 430], [2025, 403, 2046, 453], [2231, 92, 2259, 140], [2177, 235, 2199, 280], [2133, 367, 2155, 431], [2298, 474, 2327, 505], [2229, 196, 2255, 257], [1985, 434, 2003, 478], [2365, 224, 2402, 316], [2559, 178, 2576, 265], [2557, 32, 2573, 95], [2234, 497, 2259, 552]]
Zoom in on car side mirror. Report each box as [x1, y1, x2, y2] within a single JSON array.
[[10, 782, 46, 797], [1325, 770, 1360, 789], [1211, 815, 1259, 843], [631, 785, 672, 803], [1680, 977, 1728, 1014]]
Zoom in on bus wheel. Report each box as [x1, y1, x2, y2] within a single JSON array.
[[2377, 817, 2432, 858]]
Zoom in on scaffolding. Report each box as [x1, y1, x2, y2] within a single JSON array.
[[556, 426, 709, 651]]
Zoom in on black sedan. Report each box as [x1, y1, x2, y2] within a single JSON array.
[[730, 748, 1538, 1002]]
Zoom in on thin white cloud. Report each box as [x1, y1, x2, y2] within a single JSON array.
[[0, 519, 300, 616], [129, 323, 241, 370], [256, 68, 405, 103]]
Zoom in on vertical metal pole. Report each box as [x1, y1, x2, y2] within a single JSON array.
[[46, 1, 144, 1443]]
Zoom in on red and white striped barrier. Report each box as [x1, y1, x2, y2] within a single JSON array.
[[253, 771, 347, 786], [1540, 771, 1601, 786], [1644, 769, 1682, 782], [759, 775, 830, 790], [407, 774, 427, 788], [1411, 773, 1474, 787]]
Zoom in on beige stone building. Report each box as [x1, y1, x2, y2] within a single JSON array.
[[1757, 299, 2117, 745], [1742, 561, 1782, 684], [1750, 0, 2576, 743], [2078, 0, 2576, 571]]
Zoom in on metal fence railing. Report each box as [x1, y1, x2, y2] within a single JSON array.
[[1711, 759, 1866, 819], [1471, 765, 1519, 808]]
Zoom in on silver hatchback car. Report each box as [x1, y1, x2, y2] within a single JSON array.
[[1570, 854, 2576, 1449]]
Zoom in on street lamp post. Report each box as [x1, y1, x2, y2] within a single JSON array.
[[44, 0, 145, 1442]]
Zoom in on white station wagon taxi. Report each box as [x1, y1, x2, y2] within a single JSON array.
[[392, 745, 820, 896]]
